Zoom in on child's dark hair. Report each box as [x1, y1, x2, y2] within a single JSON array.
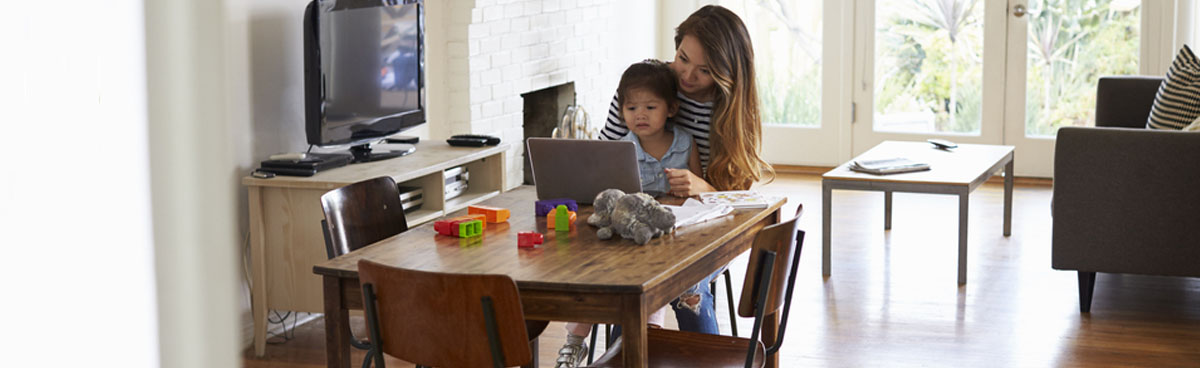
[[616, 59, 679, 110]]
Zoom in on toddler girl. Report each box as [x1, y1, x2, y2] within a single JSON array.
[[555, 59, 703, 368]]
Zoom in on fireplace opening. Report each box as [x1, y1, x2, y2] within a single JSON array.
[[520, 82, 575, 184]]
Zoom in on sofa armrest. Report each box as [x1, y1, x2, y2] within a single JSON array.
[[1052, 127, 1200, 277], [1095, 76, 1163, 128]]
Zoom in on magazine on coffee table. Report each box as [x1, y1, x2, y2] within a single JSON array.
[[849, 157, 931, 175]]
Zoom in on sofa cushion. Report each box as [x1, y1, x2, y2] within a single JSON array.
[[1147, 45, 1200, 130], [1187, 116, 1200, 131]]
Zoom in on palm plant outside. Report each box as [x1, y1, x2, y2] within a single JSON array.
[[734, 0, 1139, 135], [725, 0, 823, 126], [1024, 0, 1138, 136]]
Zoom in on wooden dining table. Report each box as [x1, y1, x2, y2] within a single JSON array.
[[313, 186, 785, 368]]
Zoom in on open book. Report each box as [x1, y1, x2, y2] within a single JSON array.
[[664, 199, 734, 228], [699, 190, 769, 209], [849, 157, 931, 175]]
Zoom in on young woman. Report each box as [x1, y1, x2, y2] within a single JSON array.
[[600, 5, 774, 195], [557, 6, 775, 368]]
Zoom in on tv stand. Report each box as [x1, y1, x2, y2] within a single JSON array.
[[242, 142, 509, 357], [349, 142, 415, 163]]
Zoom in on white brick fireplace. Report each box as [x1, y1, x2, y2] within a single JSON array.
[[435, 0, 656, 190]]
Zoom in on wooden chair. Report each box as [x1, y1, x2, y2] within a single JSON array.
[[320, 176, 410, 260], [588, 205, 806, 368], [319, 176, 411, 365], [358, 259, 535, 368]]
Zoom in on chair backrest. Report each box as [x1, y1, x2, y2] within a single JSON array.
[[320, 176, 409, 258], [358, 259, 532, 368], [1095, 76, 1163, 128], [737, 205, 803, 318], [736, 205, 805, 362]]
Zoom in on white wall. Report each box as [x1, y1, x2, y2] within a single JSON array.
[[462, 0, 659, 188], [0, 1, 160, 367], [145, 0, 242, 367]]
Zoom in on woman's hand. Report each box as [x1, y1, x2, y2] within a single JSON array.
[[665, 168, 716, 197]]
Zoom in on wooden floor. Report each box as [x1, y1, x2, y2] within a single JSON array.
[[243, 173, 1200, 367]]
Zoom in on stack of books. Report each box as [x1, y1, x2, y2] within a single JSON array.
[[849, 157, 930, 175]]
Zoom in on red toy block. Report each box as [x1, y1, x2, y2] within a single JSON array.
[[468, 205, 511, 223], [546, 209, 576, 230], [517, 232, 544, 248]]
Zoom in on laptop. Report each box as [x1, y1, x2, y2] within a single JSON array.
[[526, 138, 642, 204]]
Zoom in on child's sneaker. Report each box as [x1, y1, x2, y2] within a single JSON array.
[[554, 341, 588, 368]]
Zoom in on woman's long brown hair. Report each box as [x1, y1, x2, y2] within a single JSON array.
[[676, 5, 774, 191]]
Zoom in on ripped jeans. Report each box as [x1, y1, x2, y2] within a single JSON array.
[[671, 269, 721, 334]]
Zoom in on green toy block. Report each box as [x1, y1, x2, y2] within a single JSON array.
[[555, 204, 569, 232], [458, 220, 483, 237]]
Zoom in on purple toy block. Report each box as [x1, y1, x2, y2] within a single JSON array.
[[535, 198, 578, 216]]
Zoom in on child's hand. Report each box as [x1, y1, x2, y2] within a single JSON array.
[[664, 168, 715, 197]]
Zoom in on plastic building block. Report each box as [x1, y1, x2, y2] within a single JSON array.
[[555, 205, 570, 231], [434, 218, 483, 237], [448, 214, 488, 230], [546, 206, 576, 230], [433, 219, 456, 236], [468, 205, 511, 223], [455, 220, 483, 237], [535, 198, 578, 217], [517, 232, 544, 248]]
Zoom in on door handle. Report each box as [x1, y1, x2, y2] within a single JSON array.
[[1013, 4, 1027, 17]]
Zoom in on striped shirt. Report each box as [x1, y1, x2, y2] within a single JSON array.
[[600, 92, 714, 170]]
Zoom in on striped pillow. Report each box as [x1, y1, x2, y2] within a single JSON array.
[[1148, 45, 1200, 130]]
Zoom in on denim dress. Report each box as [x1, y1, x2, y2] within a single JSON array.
[[620, 126, 693, 196]]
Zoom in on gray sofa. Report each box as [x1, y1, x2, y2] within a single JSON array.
[[1052, 76, 1200, 313]]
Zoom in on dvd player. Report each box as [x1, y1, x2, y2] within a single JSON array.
[[258, 153, 352, 177]]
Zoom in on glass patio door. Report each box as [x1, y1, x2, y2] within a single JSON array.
[[854, 0, 1148, 177], [852, 0, 1009, 157], [1003, 0, 1142, 176]]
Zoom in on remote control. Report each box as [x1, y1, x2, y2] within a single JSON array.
[[450, 134, 501, 145], [927, 139, 958, 150], [447, 136, 488, 147]]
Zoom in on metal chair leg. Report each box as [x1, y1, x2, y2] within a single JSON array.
[[722, 268, 738, 336], [587, 324, 599, 364]]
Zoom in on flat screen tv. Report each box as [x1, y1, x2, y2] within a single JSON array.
[[304, 0, 425, 162]]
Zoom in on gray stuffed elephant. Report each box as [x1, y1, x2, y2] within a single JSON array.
[[588, 189, 675, 245]]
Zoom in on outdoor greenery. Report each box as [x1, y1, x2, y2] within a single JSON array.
[[1024, 0, 1139, 136], [875, 0, 1139, 135], [735, 0, 1139, 134], [875, 0, 984, 133], [729, 0, 823, 126]]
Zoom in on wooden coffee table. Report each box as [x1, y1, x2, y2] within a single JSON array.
[[822, 141, 1014, 284]]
